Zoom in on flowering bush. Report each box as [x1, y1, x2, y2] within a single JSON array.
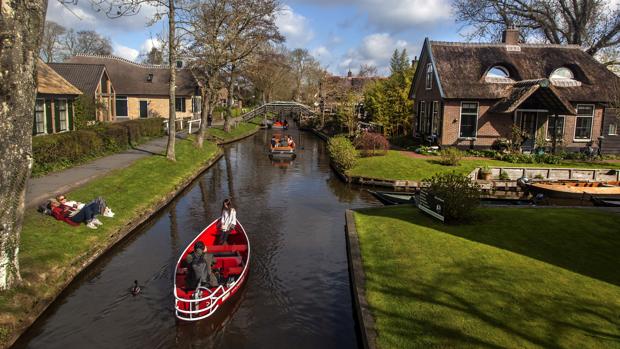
[[354, 132, 389, 157]]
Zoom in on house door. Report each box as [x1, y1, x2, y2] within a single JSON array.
[[519, 111, 537, 150], [139, 101, 148, 118]]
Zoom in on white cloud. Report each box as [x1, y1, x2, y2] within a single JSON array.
[[113, 43, 139, 61], [337, 33, 418, 75], [275, 5, 315, 47], [140, 38, 163, 53]]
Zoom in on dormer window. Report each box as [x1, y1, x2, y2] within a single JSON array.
[[425, 63, 433, 90], [550, 67, 574, 80], [146, 73, 153, 82], [486, 66, 510, 78]]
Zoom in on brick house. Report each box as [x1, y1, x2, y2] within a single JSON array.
[[33, 60, 82, 135], [409, 29, 620, 153], [48, 63, 116, 122], [65, 55, 200, 120]]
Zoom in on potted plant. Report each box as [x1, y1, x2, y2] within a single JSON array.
[[478, 165, 492, 180], [534, 133, 547, 155]]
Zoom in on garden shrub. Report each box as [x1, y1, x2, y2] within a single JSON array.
[[327, 136, 358, 171], [437, 147, 463, 166], [414, 146, 438, 155], [32, 118, 164, 176], [425, 172, 480, 223], [534, 153, 562, 164], [499, 170, 510, 180], [355, 132, 389, 157]]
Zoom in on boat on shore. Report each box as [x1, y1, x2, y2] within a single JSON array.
[[590, 196, 620, 207], [526, 181, 620, 199], [174, 219, 250, 321], [367, 190, 416, 205]]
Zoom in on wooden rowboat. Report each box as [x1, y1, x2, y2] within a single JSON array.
[[174, 219, 250, 321], [368, 190, 416, 205], [526, 181, 620, 199], [590, 196, 620, 207]]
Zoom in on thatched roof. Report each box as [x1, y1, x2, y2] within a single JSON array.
[[417, 39, 620, 103], [48, 63, 107, 96], [490, 79, 576, 115], [65, 55, 198, 96], [36, 59, 82, 96]]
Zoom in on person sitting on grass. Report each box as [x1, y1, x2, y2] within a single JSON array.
[[56, 194, 115, 218], [49, 199, 102, 229]]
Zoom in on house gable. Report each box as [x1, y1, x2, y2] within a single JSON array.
[[409, 38, 444, 101]]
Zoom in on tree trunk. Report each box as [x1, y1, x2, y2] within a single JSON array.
[[166, 0, 176, 161], [552, 114, 558, 154], [224, 64, 236, 132], [0, 0, 47, 290], [195, 85, 208, 148]]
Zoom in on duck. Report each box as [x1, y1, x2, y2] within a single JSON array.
[[130, 280, 141, 296]]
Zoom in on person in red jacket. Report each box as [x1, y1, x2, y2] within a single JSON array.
[[49, 199, 101, 229]]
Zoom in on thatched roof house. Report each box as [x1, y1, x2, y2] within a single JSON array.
[[409, 28, 620, 153]]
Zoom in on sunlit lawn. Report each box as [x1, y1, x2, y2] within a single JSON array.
[[207, 117, 260, 141], [0, 139, 219, 344], [348, 150, 620, 181], [354, 206, 620, 348]]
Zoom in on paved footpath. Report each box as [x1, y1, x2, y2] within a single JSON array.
[[26, 137, 168, 208]]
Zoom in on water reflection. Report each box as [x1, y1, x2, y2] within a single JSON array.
[[14, 126, 380, 349]]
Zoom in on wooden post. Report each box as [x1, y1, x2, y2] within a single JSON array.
[[552, 113, 558, 154]]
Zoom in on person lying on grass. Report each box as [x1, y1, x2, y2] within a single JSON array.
[[48, 199, 103, 229], [56, 194, 115, 218]]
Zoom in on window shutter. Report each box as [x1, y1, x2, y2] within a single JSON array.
[[54, 100, 60, 133], [46, 100, 53, 134], [68, 99, 74, 131], [32, 106, 37, 135]]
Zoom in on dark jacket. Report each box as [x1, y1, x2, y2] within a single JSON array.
[[184, 249, 216, 290]]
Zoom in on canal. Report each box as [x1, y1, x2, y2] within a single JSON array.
[[14, 127, 380, 349]]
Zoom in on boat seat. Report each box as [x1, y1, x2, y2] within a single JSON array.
[[214, 256, 242, 270], [207, 244, 247, 253], [222, 266, 243, 278]]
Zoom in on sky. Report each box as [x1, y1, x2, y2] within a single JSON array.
[[46, 0, 464, 76]]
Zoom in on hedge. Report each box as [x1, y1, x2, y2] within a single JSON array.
[[32, 118, 164, 176]]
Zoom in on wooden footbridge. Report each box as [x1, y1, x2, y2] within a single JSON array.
[[240, 101, 318, 123]]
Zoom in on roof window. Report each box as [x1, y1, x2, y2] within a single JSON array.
[[486, 66, 510, 78], [146, 73, 153, 82], [550, 67, 574, 80]]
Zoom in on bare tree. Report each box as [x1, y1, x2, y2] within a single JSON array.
[[0, 0, 47, 290], [62, 29, 113, 57], [358, 64, 378, 77], [453, 0, 620, 57], [244, 44, 293, 104], [143, 46, 164, 65], [40, 21, 67, 63], [289, 48, 315, 102]]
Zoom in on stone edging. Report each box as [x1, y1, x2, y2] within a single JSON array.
[[5, 149, 224, 349], [345, 209, 377, 349]]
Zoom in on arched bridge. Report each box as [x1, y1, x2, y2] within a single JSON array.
[[241, 101, 317, 122]]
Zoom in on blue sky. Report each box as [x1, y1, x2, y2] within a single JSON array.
[[46, 0, 464, 76]]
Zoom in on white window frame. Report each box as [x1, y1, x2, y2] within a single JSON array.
[[425, 63, 433, 90], [609, 121, 618, 136], [192, 96, 202, 113], [115, 96, 128, 117], [57, 98, 68, 132], [545, 115, 565, 141], [459, 101, 479, 139], [431, 101, 439, 135], [34, 98, 46, 135], [573, 104, 594, 142], [418, 101, 426, 133]]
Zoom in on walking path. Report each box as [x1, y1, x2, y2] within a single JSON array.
[[26, 116, 249, 208], [26, 137, 168, 208]]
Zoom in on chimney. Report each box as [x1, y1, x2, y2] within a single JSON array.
[[347, 69, 352, 78], [502, 27, 520, 45], [411, 56, 418, 68]]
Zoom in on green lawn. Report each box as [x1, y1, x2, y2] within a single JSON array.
[[353, 206, 620, 349], [348, 150, 620, 181], [207, 117, 260, 142], [0, 139, 219, 345]]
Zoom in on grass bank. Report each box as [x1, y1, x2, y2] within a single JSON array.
[[353, 206, 620, 349], [348, 150, 620, 181], [207, 117, 261, 143], [0, 138, 220, 347]]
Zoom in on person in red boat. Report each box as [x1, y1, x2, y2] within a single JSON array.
[[217, 198, 236, 245], [184, 241, 218, 290]]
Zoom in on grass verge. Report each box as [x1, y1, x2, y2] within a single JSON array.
[[0, 138, 219, 347], [207, 117, 261, 142], [348, 150, 620, 181], [353, 206, 620, 348]]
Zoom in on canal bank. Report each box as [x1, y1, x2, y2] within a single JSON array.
[[12, 128, 381, 349], [1, 140, 224, 349], [348, 205, 620, 348]]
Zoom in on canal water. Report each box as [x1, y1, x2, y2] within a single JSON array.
[[14, 127, 380, 349]]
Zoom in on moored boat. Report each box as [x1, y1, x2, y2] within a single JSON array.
[[526, 181, 620, 199], [174, 219, 250, 321], [590, 196, 620, 207], [368, 190, 416, 205]]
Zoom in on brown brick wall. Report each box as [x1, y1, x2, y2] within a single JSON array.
[[411, 50, 443, 137], [122, 96, 196, 120]]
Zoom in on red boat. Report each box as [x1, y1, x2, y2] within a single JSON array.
[[174, 219, 250, 321]]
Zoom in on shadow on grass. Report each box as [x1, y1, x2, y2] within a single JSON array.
[[358, 206, 620, 287], [365, 262, 620, 348]]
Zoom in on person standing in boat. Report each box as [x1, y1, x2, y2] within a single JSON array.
[[218, 198, 236, 245], [184, 241, 218, 289]]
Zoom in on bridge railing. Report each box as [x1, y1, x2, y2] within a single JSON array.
[[240, 101, 318, 122]]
